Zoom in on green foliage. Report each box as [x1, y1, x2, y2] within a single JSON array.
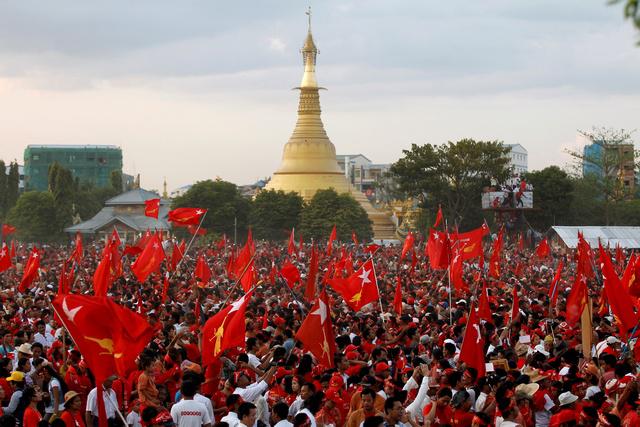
[[48, 162, 76, 230], [250, 190, 303, 241], [110, 170, 123, 192], [6, 162, 20, 213], [172, 179, 251, 239], [611, 0, 640, 42], [7, 192, 57, 242], [390, 139, 511, 228], [524, 166, 573, 229], [300, 189, 372, 241], [72, 185, 119, 222]]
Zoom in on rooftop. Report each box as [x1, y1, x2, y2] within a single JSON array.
[[551, 226, 640, 249], [26, 144, 120, 150]]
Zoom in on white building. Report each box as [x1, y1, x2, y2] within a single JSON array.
[[505, 144, 528, 176]]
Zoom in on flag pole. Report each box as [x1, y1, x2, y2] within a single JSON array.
[[216, 253, 257, 311], [168, 211, 208, 282]]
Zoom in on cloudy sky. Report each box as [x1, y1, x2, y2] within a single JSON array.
[[0, 1, 639, 191]]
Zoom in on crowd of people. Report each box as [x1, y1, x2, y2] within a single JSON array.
[[0, 229, 638, 427]]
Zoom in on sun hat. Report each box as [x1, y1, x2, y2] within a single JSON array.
[[515, 383, 539, 397], [63, 391, 80, 406], [16, 343, 32, 355], [558, 391, 579, 407]]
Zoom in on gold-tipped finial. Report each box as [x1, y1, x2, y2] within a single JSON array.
[[162, 177, 168, 199]]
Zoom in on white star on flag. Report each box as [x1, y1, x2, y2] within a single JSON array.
[[195, 209, 204, 215], [358, 268, 371, 284], [62, 297, 82, 322], [230, 295, 247, 313], [312, 298, 328, 324]]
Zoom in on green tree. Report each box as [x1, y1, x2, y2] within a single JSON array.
[[72, 184, 118, 222], [0, 160, 6, 219], [7, 192, 57, 242], [566, 175, 606, 226], [390, 139, 511, 228], [300, 189, 372, 241], [110, 170, 123, 193], [250, 190, 303, 241], [48, 162, 76, 230], [172, 179, 251, 239], [6, 161, 20, 213], [524, 166, 574, 229]]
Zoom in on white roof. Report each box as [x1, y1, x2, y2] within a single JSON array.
[[551, 226, 640, 249]]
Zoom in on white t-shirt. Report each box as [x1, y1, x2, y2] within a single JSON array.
[[86, 387, 118, 419], [126, 410, 142, 427], [46, 377, 65, 413], [171, 399, 212, 427], [194, 393, 215, 424]]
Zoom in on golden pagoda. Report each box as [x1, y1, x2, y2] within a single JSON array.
[[265, 10, 397, 240], [264, 9, 351, 198]]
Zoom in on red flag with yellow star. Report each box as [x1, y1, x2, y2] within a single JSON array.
[[295, 290, 336, 368], [328, 258, 379, 312], [168, 207, 207, 226], [144, 198, 161, 219], [202, 291, 253, 366]]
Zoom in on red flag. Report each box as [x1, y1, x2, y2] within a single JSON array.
[[168, 207, 207, 226], [9, 240, 15, 259], [195, 254, 212, 285], [68, 233, 83, 264], [433, 205, 443, 228], [616, 244, 625, 268], [517, 233, 525, 252], [351, 231, 359, 246], [288, 228, 297, 256], [549, 259, 564, 307], [401, 231, 415, 261], [161, 272, 170, 304], [305, 245, 319, 301], [51, 294, 154, 382], [187, 225, 206, 236], [488, 229, 504, 279], [169, 241, 184, 272], [298, 232, 304, 255], [599, 244, 639, 334], [327, 225, 337, 256], [0, 242, 11, 273], [280, 260, 301, 289], [110, 227, 121, 248], [131, 233, 165, 283], [449, 224, 489, 261], [328, 259, 379, 312], [262, 309, 269, 329], [216, 234, 227, 250], [1, 224, 16, 235], [365, 244, 380, 255], [144, 198, 161, 219], [576, 232, 595, 278], [295, 290, 336, 368], [93, 241, 119, 297], [477, 282, 492, 322], [459, 305, 486, 378], [450, 250, 470, 294], [566, 272, 588, 326], [393, 276, 403, 315], [18, 248, 40, 293], [58, 260, 73, 296], [426, 229, 450, 270], [202, 292, 253, 366], [511, 285, 520, 321], [535, 238, 551, 259]]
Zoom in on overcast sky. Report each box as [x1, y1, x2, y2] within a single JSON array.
[[0, 1, 639, 191]]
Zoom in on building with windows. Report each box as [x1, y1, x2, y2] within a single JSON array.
[[582, 141, 636, 193], [505, 144, 528, 176], [335, 154, 391, 200], [23, 145, 123, 191]]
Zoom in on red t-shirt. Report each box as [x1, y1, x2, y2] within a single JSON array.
[[452, 408, 474, 427], [23, 406, 42, 427]]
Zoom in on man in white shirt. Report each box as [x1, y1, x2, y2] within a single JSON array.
[[237, 402, 257, 427], [271, 402, 293, 427], [171, 380, 212, 427], [85, 376, 119, 427], [33, 320, 54, 348], [220, 394, 242, 427], [183, 370, 215, 424], [234, 365, 276, 404]]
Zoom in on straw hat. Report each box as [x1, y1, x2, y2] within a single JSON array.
[[515, 383, 540, 397], [64, 391, 80, 406]]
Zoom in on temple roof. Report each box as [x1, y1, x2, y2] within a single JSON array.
[[105, 188, 170, 206]]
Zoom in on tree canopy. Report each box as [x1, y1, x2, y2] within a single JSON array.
[[172, 179, 251, 240], [390, 139, 511, 229], [250, 190, 303, 241], [300, 188, 372, 242], [523, 166, 573, 230], [7, 191, 57, 242]]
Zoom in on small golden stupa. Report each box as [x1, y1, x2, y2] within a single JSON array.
[[264, 8, 351, 199]]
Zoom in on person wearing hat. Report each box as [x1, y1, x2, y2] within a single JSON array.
[[12, 343, 32, 371], [548, 392, 578, 427], [2, 371, 25, 416], [60, 391, 85, 427]]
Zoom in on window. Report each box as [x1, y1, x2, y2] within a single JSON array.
[[32, 154, 40, 161]]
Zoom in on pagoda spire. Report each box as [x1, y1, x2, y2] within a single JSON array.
[[299, 6, 319, 89]]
